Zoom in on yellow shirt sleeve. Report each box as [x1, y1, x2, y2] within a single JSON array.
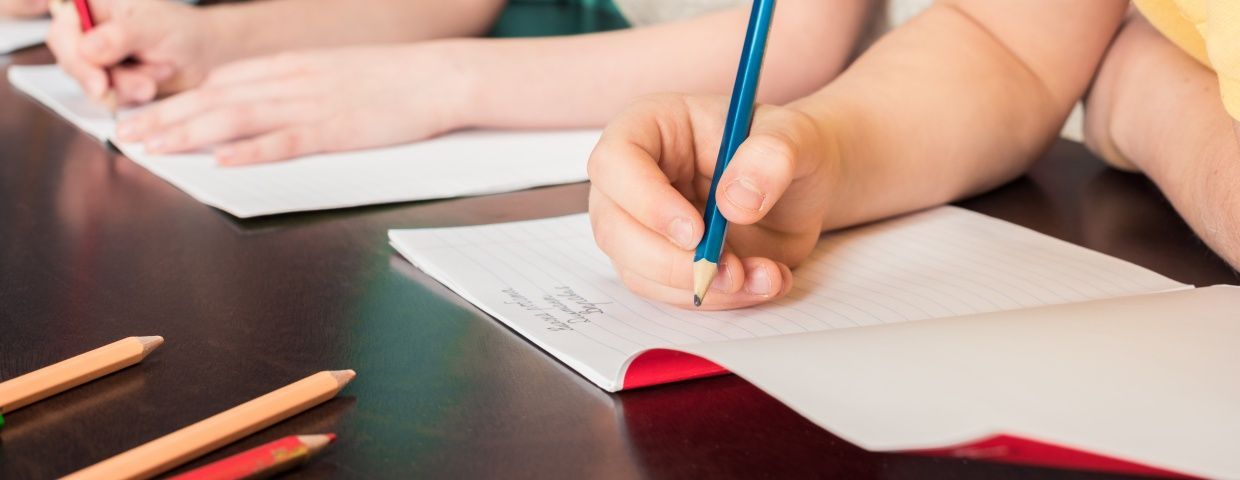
[[1135, 0, 1240, 121], [1207, 0, 1240, 121]]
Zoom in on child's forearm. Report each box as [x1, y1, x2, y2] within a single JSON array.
[[1085, 17, 1240, 269], [785, 1, 1127, 230], [447, 0, 869, 129], [203, 0, 506, 66]]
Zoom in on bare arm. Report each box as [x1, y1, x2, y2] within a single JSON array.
[[449, 0, 870, 128], [116, 0, 871, 164], [0, 0, 46, 17], [48, 0, 506, 103], [793, 0, 1128, 228], [203, 0, 507, 64], [1084, 16, 1240, 269], [582, 0, 1131, 307]]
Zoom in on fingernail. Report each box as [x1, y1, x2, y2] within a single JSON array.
[[116, 121, 136, 139], [215, 146, 237, 164], [89, 77, 107, 98], [725, 178, 766, 212], [744, 265, 773, 295], [709, 261, 731, 292], [667, 217, 695, 250]]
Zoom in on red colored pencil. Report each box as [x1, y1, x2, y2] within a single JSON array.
[[67, 0, 117, 114], [168, 434, 336, 480]]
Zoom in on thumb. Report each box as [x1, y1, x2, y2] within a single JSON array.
[[714, 108, 815, 225]]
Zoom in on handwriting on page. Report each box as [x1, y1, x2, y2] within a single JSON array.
[[501, 286, 611, 331], [391, 207, 1188, 389]]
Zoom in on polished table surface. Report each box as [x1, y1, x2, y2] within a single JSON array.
[[2, 46, 1236, 480]]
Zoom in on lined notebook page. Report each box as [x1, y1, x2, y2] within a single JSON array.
[[0, 19, 47, 54], [8, 65, 598, 217], [389, 207, 1188, 391]]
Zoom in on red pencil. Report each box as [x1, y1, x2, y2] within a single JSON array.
[[167, 434, 336, 480], [67, 0, 117, 114]]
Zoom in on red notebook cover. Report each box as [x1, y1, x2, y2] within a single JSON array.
[[620, 349, 1192, 478]]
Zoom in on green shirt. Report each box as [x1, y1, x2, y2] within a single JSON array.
[[491, 0, 630, 38]]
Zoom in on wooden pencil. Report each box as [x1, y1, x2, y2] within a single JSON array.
[[0, 336, 164, 424], [692, 0, 776, 307], [167, 433, 336, 480], [64, 370, 355, 480]]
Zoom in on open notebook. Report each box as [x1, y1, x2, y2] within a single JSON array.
[[0, 19, 47, 54], [390, 207, 1240, 478], [8, 65, 598, 217]]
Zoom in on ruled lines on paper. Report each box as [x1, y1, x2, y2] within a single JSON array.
[[389, 207, 1188, 390]]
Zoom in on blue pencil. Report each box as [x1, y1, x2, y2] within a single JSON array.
[[693, 0, 776, 307]]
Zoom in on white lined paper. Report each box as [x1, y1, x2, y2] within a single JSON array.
[[9, 65, 599, 217], [389, 206, 1189, 391]]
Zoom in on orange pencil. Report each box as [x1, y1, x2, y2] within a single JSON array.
[[0, 336, 163, 429], [64, 370, 355, 480]]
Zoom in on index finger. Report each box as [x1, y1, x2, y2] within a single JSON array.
[[48, 1, 110, 99], [587, 96, 704, 251]]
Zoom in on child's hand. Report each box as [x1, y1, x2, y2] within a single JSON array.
[[0, 0, 47, 17], [47, 0, 216, 105], [588, 94, 840, 310], [115, 44, 473, 165]]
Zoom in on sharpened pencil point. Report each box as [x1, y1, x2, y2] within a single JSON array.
[[692, 259, 717, 308], [137, 336, 164, 355], [298, 434, 336, 450], [102, 90, 118, 119], [329, 369, 356, 387]]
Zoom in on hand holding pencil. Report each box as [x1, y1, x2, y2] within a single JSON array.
[[46, 0, 215, 106], [587, 93, 833, 309], [586, 1, 841, 309]]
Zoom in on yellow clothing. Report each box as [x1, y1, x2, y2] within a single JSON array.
[[1134, 0, 1240, 120]]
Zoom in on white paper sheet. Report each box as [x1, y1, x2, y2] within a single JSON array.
[[684, 286, 1240, 478], [0, 19, 47, 54], [388, 206, 1188, 391], [9, 65, 599, 217]]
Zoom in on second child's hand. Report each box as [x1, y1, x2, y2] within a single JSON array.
[[47, 0, 215, 106], [114, 44, 473, 166]]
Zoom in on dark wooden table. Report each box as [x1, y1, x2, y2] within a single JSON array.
[[1, 45, 1235, 480]]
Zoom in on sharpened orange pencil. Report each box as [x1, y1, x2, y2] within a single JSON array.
[[64, 370, 355, 480], [0, 336, 163, 426]]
